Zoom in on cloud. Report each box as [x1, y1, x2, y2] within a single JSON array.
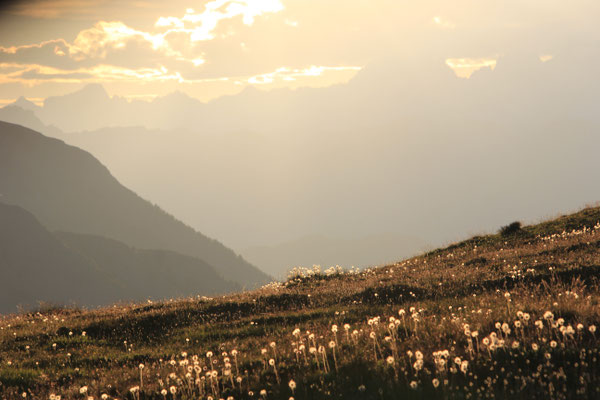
[[19, 69, 93, 81], [155, 16, 185, 29], [445, 57, 498, 78], [0, 24, 177, 71], [154, 0, 284, 42], [5, 0, 106, 19], [0, 62, 183, 86], [68, 21, 178, 60], [5, 0, 594, 102], [0, 0, 362, 96], [1, 0, 287, 77], [0, 39, 76, 70], [246, 65, 361, 85], [0, 39, 68, 55], [2, 0, 173, 20], [0, 59, 361, 101], [0, 20, 202, 72]]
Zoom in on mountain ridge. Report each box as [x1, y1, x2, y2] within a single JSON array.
[[0, 202, 121, 313], [0, 121, 271, 288], [0, 201, 241, 314], [55, 231, 241, 302]]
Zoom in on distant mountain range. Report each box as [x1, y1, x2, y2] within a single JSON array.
[[0, 121, 270, 312], [3, 51, 600, 136], [0, 84, 205, 133]]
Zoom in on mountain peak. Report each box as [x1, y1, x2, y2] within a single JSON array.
[[75, 83, 110, 99], [152, 90, 201, 106], [44, 83, 110, 107], [12, 96, 40, 112]]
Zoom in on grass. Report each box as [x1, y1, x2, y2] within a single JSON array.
[[2, 206, 600, 399]]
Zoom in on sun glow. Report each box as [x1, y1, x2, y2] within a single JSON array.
[[1, 0, 574, 105], [67, 21, 180, 60], [156, 0, 284, 42], [432, 16, 455, 29], [0, 0, 367, 101]]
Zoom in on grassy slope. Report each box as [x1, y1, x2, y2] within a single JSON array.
[[2, 206, 600, 399]]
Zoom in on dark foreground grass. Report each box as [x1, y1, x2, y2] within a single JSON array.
[[2, 206, 600, 399]]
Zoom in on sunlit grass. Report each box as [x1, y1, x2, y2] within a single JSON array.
[[2, 207, 600, 399]]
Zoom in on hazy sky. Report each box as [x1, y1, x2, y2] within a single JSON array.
[[2, 0, 597, 105], [2, 0, 600, 257]]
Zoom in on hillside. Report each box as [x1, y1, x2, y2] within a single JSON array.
[[0, 203, 239, 314], [0, 121, 270, 288], [56, 232, 240, 301], [1, 205, 600, 399], [0, 203, 120, 313], [0, 106, 49, 136]]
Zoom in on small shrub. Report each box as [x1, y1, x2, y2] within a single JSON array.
[[499, 221, 522, 236], [465, 256, 487, 266]]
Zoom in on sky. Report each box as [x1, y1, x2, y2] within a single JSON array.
[[1, 0, 600, 267], [3, 0, 597, 105], [0, 0, 370, 104]]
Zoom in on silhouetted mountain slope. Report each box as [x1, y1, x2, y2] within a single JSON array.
[[0, 121, 271, 288], [0, 202, 240, 314], [0, 105, 65, 144], [0, 105, 50, 135], [0, 202, 120, 314], [55, 232, 240, 300]]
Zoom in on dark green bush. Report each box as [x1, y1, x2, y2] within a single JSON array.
[[499, 221, 522, 236]]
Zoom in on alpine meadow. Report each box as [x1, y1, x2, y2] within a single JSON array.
[[1, 1, 600, 399]]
